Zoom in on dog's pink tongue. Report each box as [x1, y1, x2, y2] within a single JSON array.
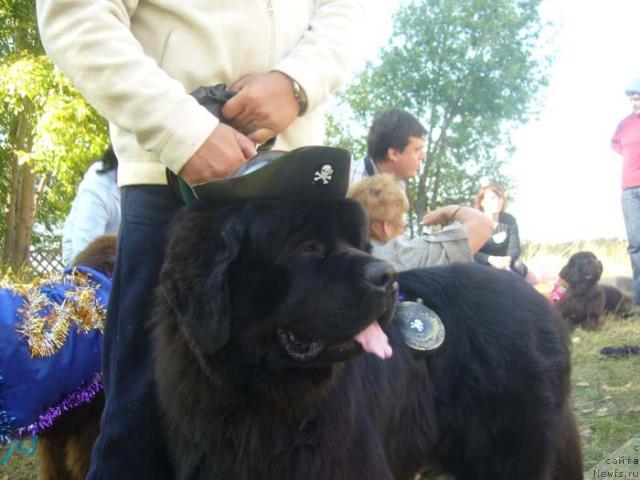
[[354, 321, 393, 360]]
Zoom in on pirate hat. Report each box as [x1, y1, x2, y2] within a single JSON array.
[[168, 146, 351, 207]]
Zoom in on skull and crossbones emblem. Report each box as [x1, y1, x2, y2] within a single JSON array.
[[313, 164, 334, 185], [410, 319, 424, 332]]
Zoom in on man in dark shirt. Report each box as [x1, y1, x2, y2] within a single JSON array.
[[349, 109, 426, 185]]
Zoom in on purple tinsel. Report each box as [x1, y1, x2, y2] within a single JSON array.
[[14, 372, 103, 439]]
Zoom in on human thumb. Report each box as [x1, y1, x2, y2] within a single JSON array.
[[236, 132, 257, 160]]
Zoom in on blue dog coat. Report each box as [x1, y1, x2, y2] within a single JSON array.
[[0, 266, 109, 442]]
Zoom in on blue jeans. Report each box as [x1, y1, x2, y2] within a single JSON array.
[[87, 185, 182, 479], [622, 187, 640, 305]]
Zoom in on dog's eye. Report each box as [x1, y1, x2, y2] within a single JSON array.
[[296, 241, 325, 257]]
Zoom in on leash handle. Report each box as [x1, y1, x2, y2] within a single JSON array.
[[167, 84, 275, 206]]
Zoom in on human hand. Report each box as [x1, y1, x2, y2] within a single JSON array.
[[179, 123, 256, 185], [222, 71, 300, 144], [421, 205, 458, 226], [488, 255, 511, 270]]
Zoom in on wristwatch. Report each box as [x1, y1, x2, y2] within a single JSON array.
[[289, 77, 308, 116], [282, 72, 309, 117], [272, 70, 308, 116]]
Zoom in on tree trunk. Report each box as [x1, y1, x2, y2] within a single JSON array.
[[13, 166, 37, 268], [2, 102, 36, 271], [429, 162, 443, 211], [2, 149, 20, 269]]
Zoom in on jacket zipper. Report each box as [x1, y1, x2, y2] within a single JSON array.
[[265, 0, 275, 67]]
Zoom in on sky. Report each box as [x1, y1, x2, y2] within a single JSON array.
[[353, 0, 640, 243]]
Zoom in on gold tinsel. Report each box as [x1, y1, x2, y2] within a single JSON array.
[[5, 270, 106, 358]]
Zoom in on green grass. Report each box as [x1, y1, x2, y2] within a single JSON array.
[[571, 314, 640, 471], [0, 446, 39, 480], [522, 238, 640, 472]]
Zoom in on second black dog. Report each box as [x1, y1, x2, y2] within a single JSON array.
[[557, 251, 633, 329]]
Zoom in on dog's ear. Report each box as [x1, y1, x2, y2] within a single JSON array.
[[159, 212, 243, 355], [560, 255, 580, 283], [595, 258, 603, 279], [71, 234, 118, 275], [559, 258, 576, 283]]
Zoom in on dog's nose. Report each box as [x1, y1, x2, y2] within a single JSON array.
[[363, 260, 397, 290]]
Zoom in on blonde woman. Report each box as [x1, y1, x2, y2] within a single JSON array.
[[347, 174, 492, 272]]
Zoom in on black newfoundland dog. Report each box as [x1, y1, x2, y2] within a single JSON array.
[[557, 251, 633, 330], [152, 199, 582, 480]]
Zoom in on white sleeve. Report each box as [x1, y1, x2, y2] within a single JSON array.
[[35, 0, 217, 174], [273, 0, 366, 112], [67, 189, 110, 261]]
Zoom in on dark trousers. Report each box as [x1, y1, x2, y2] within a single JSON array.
[[87, 185, 182, 479], [622, 187, 640, 305]]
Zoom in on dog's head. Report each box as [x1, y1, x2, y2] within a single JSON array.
[[559, 251, 603, 289], [157, 199, 397, 378], [71, 234, 118, 275]]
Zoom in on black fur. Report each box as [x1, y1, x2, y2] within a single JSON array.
[[557, 251, 633, 329], [152, 199, 582, 480]]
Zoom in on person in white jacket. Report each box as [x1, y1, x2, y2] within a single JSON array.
[[36, 1, 364, 477], [62, 146, 120, 267]]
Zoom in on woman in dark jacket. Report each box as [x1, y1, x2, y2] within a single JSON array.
[[474, 183, 528, 277]]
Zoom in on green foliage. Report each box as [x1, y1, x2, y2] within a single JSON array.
[[330, 0, 552, 229], [0, 0, 43, 56], [0, 53, 109, 251], [325, 111, 367, 161], [0, 1, 109, 259]]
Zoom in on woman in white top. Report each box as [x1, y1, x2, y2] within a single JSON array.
[[62, 146, 120, 266], [347, 174, 492, 272]]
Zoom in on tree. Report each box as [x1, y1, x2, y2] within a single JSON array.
[[329, 0, 551, 233], [0, 0, 108, 271]]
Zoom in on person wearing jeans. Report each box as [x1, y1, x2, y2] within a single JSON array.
[[92, 186, 181, 477], [612, 78, 640, 305], [621, 188, 640, 304], [36, 1, 365, 477]]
